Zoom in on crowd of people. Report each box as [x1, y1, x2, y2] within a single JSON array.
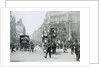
[[10, 42, 35, 53], [70, 40, 80, 61], [43, 39, 80, 61], [10, 39, 80, 61]]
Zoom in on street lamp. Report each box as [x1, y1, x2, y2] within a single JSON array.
[[68, 13, 72, 41]]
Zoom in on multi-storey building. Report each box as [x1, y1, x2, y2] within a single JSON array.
[[16, 19, 26, 39], [43, 11, 80, 42]]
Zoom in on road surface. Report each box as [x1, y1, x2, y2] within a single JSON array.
[[10, 46, 78, 62]]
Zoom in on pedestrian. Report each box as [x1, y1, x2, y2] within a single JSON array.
[[16, 47, 18, 51], [63, 44, 66, 53], [30, 42, 34, 52], [56, 43, 59, 49], [54, 42, 56, 53], [75, 40, 80, 61], [11, 44, 15, 53], [16, 45, 19, 51], [31, 45, 34, 52], [51, 39, 56, 54], [44, 40, 51, 58], [70, 41, 75, 54], [63, 41, 67, 53], [58, 39, 60, 49]]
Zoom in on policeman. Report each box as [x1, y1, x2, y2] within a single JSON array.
[[44, 40, 51, 58], [75, 40, 80, 61]]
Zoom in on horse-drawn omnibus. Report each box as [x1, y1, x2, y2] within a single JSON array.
[[19, 35, 30, 51], [42, 28, 57, 53]]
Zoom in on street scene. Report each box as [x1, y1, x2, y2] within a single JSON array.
[[10, 11, 80, 62]]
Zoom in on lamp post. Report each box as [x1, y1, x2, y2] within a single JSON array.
[[68, 13, 72, 41]]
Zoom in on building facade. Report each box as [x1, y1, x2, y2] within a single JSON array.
[[10, 12, 26, 47], [43, 11, 80, 42], [16, 19, 26, 39], [10, 12, 17, 45]]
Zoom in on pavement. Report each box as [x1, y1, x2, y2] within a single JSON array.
[[10, 46, 78, 62]]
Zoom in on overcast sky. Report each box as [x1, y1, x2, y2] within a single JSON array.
[[12, 11, 47, 35]]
